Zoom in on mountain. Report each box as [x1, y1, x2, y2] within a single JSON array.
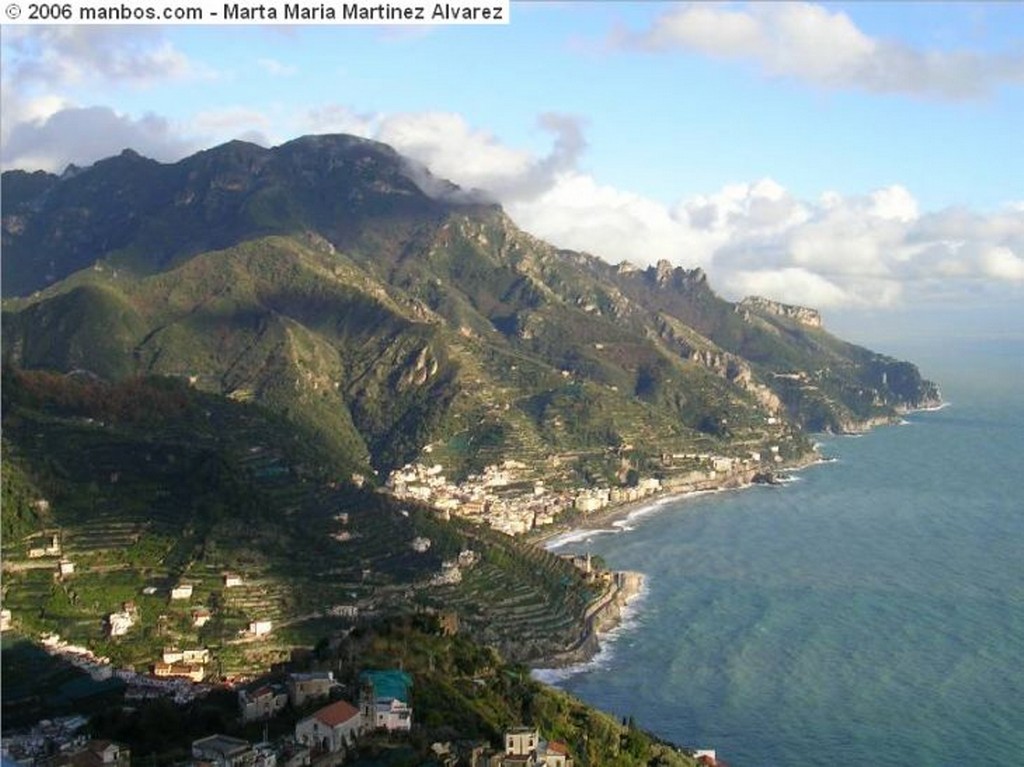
[[1, 135, 940, 484]]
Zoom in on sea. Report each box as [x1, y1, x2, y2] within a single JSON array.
[[536, 336, 1024, 767]]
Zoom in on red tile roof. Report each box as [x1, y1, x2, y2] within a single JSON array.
[[547, 741, 570, 756], [314, 699, 360, 727]]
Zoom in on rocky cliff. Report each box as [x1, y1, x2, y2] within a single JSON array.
[[739, 296, 823, 328]]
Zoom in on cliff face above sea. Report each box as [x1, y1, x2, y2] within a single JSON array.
[[532, 570, 646, 669]]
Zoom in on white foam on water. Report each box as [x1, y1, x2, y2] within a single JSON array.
[[531, 578, 650, 685]]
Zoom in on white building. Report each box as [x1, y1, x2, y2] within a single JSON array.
[[192, 734, 254, 767], [192, 608, 212, 627], [365, 698, 412, 732], [170, 583, 193, 600], [107, 610, 135, 637], [248, 619, 272, 637], [295, 699, 362, 754], [359, 670, 413, 732], [506, 728, 538, 758], [287, 671, 334, 708], [164, 647, 210, 665]]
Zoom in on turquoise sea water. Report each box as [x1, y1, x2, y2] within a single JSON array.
[[539, 339, 1024, 767]]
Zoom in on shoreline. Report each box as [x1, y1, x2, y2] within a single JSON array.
[[527, 450, 826, 670], [525, 403, 946, 671], [530, 570, 646, 670], [528, 449, 823, 552]]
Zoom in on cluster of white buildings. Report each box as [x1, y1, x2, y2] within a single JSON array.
[[387, 461, 664, 535], [385, 440, 793, 536], [386, 460, 563, 535], [1, 715, 90, 765], [571, 477, 663, 513], [185, 721, 576, 767], [117, 668, 214, 706]]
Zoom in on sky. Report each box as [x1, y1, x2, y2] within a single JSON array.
[[2, 2, 1023, 351]]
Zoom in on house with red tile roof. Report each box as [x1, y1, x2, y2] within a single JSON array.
[[294, 699, 362, 754], [540, 740, 572, 767]]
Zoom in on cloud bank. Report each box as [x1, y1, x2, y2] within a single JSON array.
[[306, 105, 1024, 310], [1, 27, 205, 169], [613, 2, 1024, 99]]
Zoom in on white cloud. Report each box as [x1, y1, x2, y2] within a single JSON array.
[[292, 107, 1024, 310], [730, 267, 883, 309], [376, 112, 534, 193], [981, 247, 1024, 282], [616, 2, 1024, 99], [508, 171, 719, 265], [2, 27, 196, 88], [0, 26, 207, 157], [869, 185, 919, 222], [302, 107, 587, 203], [0, 106, 198, 172], [378, 111, 585, 201]]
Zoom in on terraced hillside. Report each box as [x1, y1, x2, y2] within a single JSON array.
[[1, 369, 593, 673]]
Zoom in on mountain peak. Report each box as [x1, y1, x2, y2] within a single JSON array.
[[648, 260, 707, 290], [278, 132, 396, 156], [2, 134, 495, 296]]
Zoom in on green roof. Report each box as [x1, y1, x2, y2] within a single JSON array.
[[359, 669, 412, 703]]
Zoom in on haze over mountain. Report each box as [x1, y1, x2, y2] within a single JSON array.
[[2, 135, 939, 480]]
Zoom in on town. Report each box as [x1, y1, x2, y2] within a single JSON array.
[[2, 611, 720, 767], [384, 446, 788, 537]]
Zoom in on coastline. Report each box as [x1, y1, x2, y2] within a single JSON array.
[[526, 403, 945, 671], [527, 450, 825, 670], [528, 449, 822, 551], [530, 570, 646, 670]]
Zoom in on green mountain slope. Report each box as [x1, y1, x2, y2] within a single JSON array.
[[2, 135, 939, 481], [0, 369, 596, 673]]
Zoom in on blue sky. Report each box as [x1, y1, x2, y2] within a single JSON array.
[[2, 2, 1023, 348]]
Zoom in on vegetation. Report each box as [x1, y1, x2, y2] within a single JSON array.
[[0, 368, 593, 672], [3, 136, 937, 484], [69, 615, 697, 766]]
